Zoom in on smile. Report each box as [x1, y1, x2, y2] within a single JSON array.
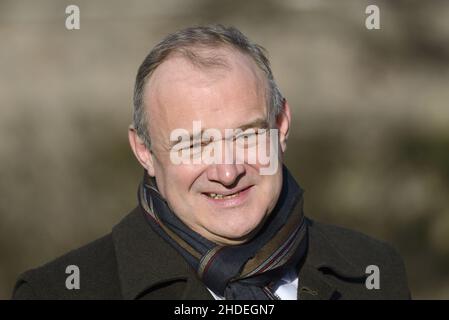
[[202, 185, 254, 207], [205, 192, 241, 200]]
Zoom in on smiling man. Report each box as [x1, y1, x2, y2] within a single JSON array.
[[13, 25, 410, 300]]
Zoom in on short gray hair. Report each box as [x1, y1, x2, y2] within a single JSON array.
[[132, 24, 284, 149]]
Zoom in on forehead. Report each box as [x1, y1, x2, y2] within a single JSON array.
[[143, 47, 268, 142]]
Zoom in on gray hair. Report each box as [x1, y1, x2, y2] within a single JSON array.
[[132, 24, 284, 149]]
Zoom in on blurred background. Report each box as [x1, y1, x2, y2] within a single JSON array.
[[1, 0, 448, 299]]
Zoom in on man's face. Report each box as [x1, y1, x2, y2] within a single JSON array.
[[139, 48, 288, 245]]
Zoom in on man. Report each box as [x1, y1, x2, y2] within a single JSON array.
[[12, 25, 410, 300]]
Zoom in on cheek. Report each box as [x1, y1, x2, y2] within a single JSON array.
[[259, 174, 283, 209], [157, 165, 202, 202]]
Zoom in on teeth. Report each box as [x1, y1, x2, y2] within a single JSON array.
[[207, 192, 239, 200]]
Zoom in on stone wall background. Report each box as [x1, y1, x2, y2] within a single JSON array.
[[1, 0, 448, 299]]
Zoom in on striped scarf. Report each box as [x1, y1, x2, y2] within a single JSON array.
[[138, 165, 308, 300]]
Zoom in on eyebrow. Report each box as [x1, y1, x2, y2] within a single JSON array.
[[237, 118, 270, 132], [169, 117, 270, 148]]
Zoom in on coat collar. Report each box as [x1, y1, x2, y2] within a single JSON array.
[[296, 218, 367, 300], [112, 206, 212, 300], [112, 207, 366, 300]]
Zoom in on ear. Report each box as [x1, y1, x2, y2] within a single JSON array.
[[128, 125, 155, 176], [276, 99, 291, 153]]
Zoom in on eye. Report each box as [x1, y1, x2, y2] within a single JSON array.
[[186, 140, 211, 153], [194, 141, 211, 147], [189, 143, 200, 149], [235, 130, 258, 147], [243, 133, 256, 139]]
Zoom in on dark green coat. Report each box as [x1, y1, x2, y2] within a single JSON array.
[[12, 206, 411, 300]]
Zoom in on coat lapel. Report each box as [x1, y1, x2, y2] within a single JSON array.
[[296, 218, 367, 300], [112, 206, 212, 300], [297, 263, 339, 300]]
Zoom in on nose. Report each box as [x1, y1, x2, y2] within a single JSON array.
[[206, 164, 246, 187]]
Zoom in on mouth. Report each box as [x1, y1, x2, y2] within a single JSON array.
[[201, 185, 254, 208]]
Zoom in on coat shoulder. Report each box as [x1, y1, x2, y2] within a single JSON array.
[[307, 219, 411, 299], [309, 219, 401, 263], [12, 234, 121, 299]]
